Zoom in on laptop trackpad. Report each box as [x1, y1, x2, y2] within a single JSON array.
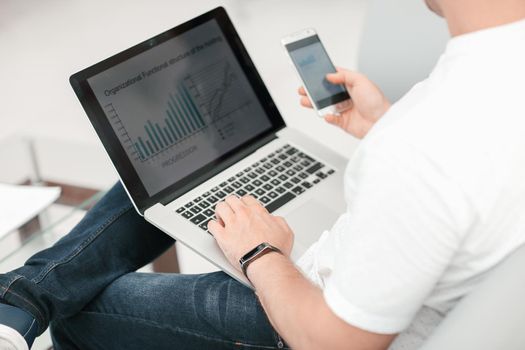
[[286, 200, 339, 253]]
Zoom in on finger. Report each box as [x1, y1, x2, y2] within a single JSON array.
[[298, 86, 307, 96], [241, 195, 268, 213], [215, 201, 235, 224], [225, 195, 246, 214], [324, 114, 344, 128], [208, 219, 225, 238], [327, 68, 360, 87], [300, 96, 313, 108]]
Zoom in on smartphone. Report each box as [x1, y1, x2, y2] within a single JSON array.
[[282, 28, 351, 117]]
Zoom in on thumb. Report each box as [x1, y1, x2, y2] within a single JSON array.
[[326, 68, 360, 89]]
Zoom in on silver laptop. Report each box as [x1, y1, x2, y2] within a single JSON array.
[[70, 7, 347, 287]]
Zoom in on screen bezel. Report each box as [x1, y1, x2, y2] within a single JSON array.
[[285, 35, 350, 109], [70, 7, 285, 214]]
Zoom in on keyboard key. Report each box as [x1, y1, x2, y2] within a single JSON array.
[[292, 186, 305, 195], [203, 191, 211, 197], [239, 177, 250, 184], [236, 189, 247, 196], [271, 179, 280, 186], [198, 201, 209, 210], [190, 214, 207, 225], [194, 196, 203, 203], [244, 166, 252, 172], [265, 192, 296, 213], [268, 191, 278, 199], [182, 211, 194, 219], [211, 186, 219, 192], [231, 181, 242, 189], [263, 184, 273, 191], [276, 165, 285, 172], [260, 157, 268, 163], [203, 209, 215, 217], [228, 177, 236, 182], [199, 219, 211, 231], [278, 154, 287, 160], [260, 196, 271, 204], [286, 148, 298, 156], [298, 172, 309, 179], [268, 170, 278, 177], [190, 206, 202, 214], [236, 171, 244, 177], [253, 179, 263, 187], [271, 158, 280, 165], [220, 181, 228, 187], [184, 202, 193, 208], [313, 179, 321, 184], [278, 174, 288, 181], [247, 172, 258, 179], [244, 184, 255, 192], [223, 186, 234, 194], [176, 207, 185, 214], [316, 172, 327, 179], [327, 169, 335, 175], [263, 163, 273, 169], [275, 186, 285, 194], [283, 182, 293, 189], [255, 188, 266, 196], [286, 170, 296, 176], [290, 177, 301, 184], [252, 162, 260, 167], [306, 162, 324, 174], [302, 181, 313, 189], [293, 165, 303, 172], [268, 152, 276, 158], [216, 191, 226, 199], [261, 175, 270, 182], [208, 195, 219, 204], [283, 161, 293, 167], [283, 144, 290, 149]]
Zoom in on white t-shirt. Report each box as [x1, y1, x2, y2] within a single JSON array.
[[297, 18, 525, 335]]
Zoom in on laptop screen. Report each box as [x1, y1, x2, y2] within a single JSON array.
[[71, 8, 285, 213]]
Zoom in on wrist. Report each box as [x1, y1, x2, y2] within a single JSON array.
[[246, 251, 287, 282]]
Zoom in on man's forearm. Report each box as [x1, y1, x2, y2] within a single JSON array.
[[247, 252, 324, 349], [247, 253, 395, 350]]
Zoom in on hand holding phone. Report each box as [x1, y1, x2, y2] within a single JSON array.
[[282, 29, 351, 117], [299, 68, 391, 139]]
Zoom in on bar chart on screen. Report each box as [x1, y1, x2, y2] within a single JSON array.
[[105, 58, 253, 163]]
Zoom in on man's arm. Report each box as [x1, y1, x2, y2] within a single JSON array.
[[209, 195, 396, 350], [248, 252, 396, 350]]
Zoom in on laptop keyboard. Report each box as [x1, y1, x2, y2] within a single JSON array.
[[176, 144, 335, 233]]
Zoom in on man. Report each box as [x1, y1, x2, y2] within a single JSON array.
[[1, 0, 525, 349]]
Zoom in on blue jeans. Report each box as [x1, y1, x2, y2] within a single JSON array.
[[0, 183, 287, 349]]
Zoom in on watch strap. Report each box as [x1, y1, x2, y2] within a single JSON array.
[[239, 242, 282, 281]]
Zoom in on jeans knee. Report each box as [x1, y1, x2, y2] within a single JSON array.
[[50, 318, 82, 350]]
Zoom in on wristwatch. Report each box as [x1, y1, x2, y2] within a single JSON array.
[[239, 242, 282, 280]]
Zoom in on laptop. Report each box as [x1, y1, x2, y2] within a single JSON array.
[[70, 7, 347, 287]]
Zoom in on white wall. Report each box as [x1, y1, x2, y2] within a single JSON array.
[[0, 0, 367, 189]]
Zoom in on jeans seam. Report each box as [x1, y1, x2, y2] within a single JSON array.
[[31, 204, 133, 284], [68, 311, 284, 349], [0, 283, 46, 330]]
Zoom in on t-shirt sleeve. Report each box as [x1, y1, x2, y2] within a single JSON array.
[[321, 137, 470, 334]]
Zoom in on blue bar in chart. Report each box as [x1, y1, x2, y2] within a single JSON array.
[[133, 85, 206, 160]]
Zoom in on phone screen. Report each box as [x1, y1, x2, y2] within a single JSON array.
[[286, 35, 350, 109]]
